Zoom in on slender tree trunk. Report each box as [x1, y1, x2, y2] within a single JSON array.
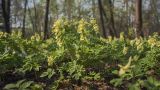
[[125, 0, 129, 31], [152, 0, 160, 27], [33, 0, 37, 32], [0, 0, 3, 29], [98, 0, 107, 38], [135, 0, 143, 37], [28, 8, 35, 32], [7, 0, 11, 32], [2, 0, 11, 33], [55, 1, 59, 19], [108, 0, 117, 37], [77, 0, 81, 19], [102, 1, 114, 37], [92, 0, 96, 18], [22, 0, 28, 37], [67, 0, 71, 19], [44, 0, 50, 40]]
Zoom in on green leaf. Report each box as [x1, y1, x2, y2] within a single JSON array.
[[40, 68, 55, 79], [20, 81, 34, 89], [31, 84, 43, 90], [48, 69, 55, 79], [3, 84, 17, 89], [40, 72, 48, 78], [112, 70, 118, 75], [110, 78, 123, 87], [94, 73, 101, 80], [129, 85, 141, 90], [16, 79, 26, 87], [47, 68, 52, 72]]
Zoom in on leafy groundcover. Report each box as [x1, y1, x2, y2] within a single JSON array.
[[1, 19, 160, 90]]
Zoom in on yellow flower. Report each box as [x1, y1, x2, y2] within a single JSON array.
[[156, 42, 160, 47], [52, 19, 65, 47], [100, 37, 107, 42], [31, 36, 35, 41], [0, 32, 4, 37], [77, 25, 84, 33], [52, 19, 62, 34], [75, 51, 80, 59], [77, 19, 86, 34], [54, 28, 59, 34], [47, 56, 54, 66], [17, 31, 22, 37], [57, 39, 62, 47], [64, 20, 69, 26], [108, 36, 112, 42], [90, 19, 96, 24], [120, 32, 124, 41], [90, 19, 99, 33], [137, 43, 143, 51], [148, 37, 156, 47], [80, 34, 85, 41], [93, 25, 99, 33], [118, 57, 133, 76], [135, 38, 141, 46], [54, 19, 62, 27], [123, 46, 128, 55], [46, 39, 52, 44], [130, 40, 135, 46], [35, 33, 40, 41], [30, 33, 40, 41]]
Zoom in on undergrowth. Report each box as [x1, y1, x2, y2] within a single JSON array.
[[0, 19, 160, 90]]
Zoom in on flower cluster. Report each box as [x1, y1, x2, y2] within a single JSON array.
[[148, 37, 157, 47], [31, 33, 41, 41], [90, 19, 99, 33], [123, 46, 128, 55], [52, 19, 64, 47], [0, 32, 7, 38], [118, 57, 134, 76], [77, 19, 88, 41], [52, 19, 100, 45], [47, 56, 53, 66]]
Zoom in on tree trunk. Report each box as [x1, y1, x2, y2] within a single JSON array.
[[28, 8, 35, 33], [125, 0, 129, 31], [135, 0, 143, 37], [2, 0, 11, 33], [92, 0, 96, 18], [67, 0, 72, 19], [77, 0, 81, 19], [33, 0, 38, 32], [22, 0, 28, 37], [0, 0, 3, 29], [98, 0, 107, 38], [44, 0, 50, 40], [108, 0, 117, 37]]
